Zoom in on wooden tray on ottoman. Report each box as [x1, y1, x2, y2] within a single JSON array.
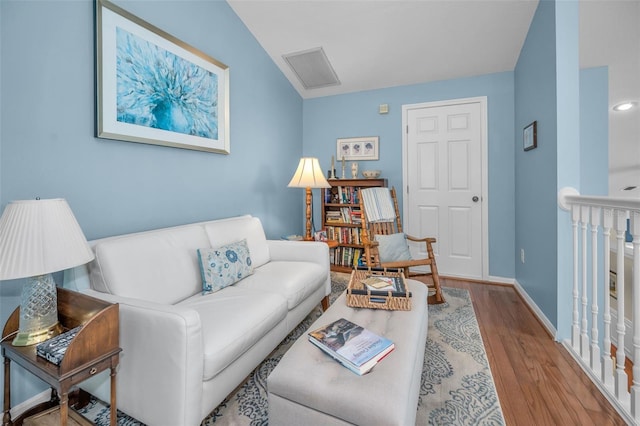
[[346, 267, 412, 310]]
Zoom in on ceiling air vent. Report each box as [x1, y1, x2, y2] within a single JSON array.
[[283, 47, 340, 90]]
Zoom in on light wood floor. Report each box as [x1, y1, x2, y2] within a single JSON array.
[[416, 276, 626, 425]]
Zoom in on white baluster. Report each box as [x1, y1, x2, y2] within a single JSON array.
[[581, 205, 590, 357], [572, 204, 581, 349], [614, 209, 628, 403], [590, 207, 601, 373], [602, 208, 614, 387], [630, 211, 640, 420]]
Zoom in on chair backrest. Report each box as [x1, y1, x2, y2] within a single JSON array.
[[359, 187, 403, 266], [360, 187, 402, 233]]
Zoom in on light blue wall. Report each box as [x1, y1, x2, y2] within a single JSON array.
[[0, 0, 302, 407], [303, 72, 516, 279], [555, 0, 581, 340], [514, 0, 588, 335], [580, 67, 609, 195], [514, 0, 560, 327]]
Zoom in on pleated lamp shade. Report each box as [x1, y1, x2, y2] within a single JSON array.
[[0, 198, 94, 280], [0, 198, 94, 346]]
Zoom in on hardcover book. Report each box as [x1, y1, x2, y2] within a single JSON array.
[[308, 318, 394, 375], [36, 326, 83, 365]]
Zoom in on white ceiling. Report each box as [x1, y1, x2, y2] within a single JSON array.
[[229, 0, 640, 194], [228, 0, 539, 99]]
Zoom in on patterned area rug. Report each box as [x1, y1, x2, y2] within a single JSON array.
[[79, 273, 504, 425]]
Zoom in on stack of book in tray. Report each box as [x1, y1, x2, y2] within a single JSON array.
[[308, 318, 394, 375]]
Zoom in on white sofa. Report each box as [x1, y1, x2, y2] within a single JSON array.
[[64, 215, 330, 426]]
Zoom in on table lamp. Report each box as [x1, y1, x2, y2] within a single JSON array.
[[288, 157, 331, 241], [0, 198, 95, 346]]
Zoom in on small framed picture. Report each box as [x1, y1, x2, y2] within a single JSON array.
[[337, 136, 379, 161], [610, 270, 617, 299], [523, 121, 537, 151]]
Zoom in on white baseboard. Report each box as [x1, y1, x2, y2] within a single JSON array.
[[513, 279, 558, 339], [10, 389, 51, 419], [487, 275, 515, 285]]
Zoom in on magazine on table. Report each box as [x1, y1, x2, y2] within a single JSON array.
[[308, 317, 394, 375], [361, 276, 399, 292]]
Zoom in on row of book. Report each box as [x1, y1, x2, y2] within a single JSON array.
[[325, 209, 362, 225], [308, 317, 394, 375], [325, 226, 363, 245], [324, 186, 363, 205], [330, 246, 364, 268]]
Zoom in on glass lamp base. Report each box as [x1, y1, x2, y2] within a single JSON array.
[[12, 322, 63, 346], [12, 273, 63, 346]]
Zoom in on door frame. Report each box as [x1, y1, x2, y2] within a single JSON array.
[[401, 96, 489, 281]]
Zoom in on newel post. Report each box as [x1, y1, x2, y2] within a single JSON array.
[[630, 211, 640, 419], [614, 209, 628, 403], [558, 187, 581, 350]]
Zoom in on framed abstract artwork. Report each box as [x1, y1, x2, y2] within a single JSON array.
[[95, 0, 230, 154], [336, 136, 379, 161]]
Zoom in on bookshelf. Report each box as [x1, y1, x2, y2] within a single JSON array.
[[322, 178, 387, 272]]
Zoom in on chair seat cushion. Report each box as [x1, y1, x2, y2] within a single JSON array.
[[375, 233, 412, 262]]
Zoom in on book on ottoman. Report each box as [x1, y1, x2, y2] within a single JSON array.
[[308, 317, 394, 375]]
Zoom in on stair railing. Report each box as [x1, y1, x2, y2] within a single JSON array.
[[559, 188, 640, 424]]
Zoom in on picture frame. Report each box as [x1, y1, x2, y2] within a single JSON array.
[[337, 136, 379, 161], [610, 270, 617, 299], [95, 0, 230, 154], [523, 121, 537, 151]]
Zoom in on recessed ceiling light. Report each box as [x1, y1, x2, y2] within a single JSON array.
[[612, 102, 637, 112]]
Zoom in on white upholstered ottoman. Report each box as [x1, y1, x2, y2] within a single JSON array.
[[267, 279, 428, 425]]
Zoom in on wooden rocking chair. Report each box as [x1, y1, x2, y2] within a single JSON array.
[[359, 187, 444, 304]]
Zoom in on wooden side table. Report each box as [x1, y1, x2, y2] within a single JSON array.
[[319, 240, 339, 310], [325, 240, 339, 249], [2, 288, 121, 426]]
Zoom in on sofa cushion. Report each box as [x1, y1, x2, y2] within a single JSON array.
[[204, 216, 270, 268], [235, 261, 326, 310], [178, 286, 287, 380], [198, 239, 254, 295], [89, 224, 211, 304]]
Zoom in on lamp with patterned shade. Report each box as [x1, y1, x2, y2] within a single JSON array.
[[288, 157, 331, 241], [0, 199, 94, 346]]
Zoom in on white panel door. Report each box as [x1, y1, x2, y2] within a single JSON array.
[[405, 100, 483, 279]]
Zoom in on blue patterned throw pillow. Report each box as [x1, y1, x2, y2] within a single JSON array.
[[198, 239, 253, 295]]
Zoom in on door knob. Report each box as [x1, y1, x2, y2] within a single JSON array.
[[472, 196, 479, 202]]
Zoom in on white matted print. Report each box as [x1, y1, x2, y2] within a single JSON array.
[[336, 136, 379, 161]]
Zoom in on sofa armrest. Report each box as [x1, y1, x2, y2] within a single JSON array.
[[267, 240, 329, 265], [80, 289, 204, 426]]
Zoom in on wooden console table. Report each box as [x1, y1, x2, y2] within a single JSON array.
[[2, 287, 121, 426]]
